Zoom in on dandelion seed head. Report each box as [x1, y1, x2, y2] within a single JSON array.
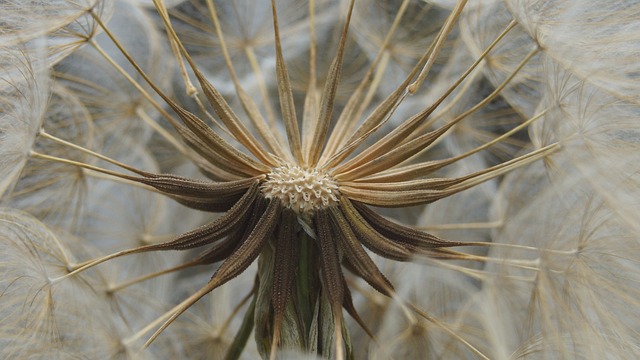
[[2, 0, 636, 358], [261, 164, 339, 215]]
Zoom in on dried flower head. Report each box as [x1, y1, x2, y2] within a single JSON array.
[[2, 0, 639, 359], [30, 1, 553, 357]]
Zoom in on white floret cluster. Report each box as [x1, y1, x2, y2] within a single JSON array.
[[261, 164, 339, 214]]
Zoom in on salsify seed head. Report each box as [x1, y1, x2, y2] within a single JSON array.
[[261, 164, 339, 215]]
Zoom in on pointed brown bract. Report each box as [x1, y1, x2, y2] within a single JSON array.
[[314, 209, 347, 359], [305, 0, 356, 167], [147, 183, 260, 251], [269, 208, 299, 357], [329, 207, 394, 296], [270, 0, 303, 164], [340, 197, 412, 261]]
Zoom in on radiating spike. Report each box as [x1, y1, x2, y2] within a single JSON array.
[[339, 197, 411, 261], [145, 183, 260, 251], [270, 0, 303, 163], [305, 0, 356, 166], [329, 206, 395, 295], [314, 209, 345, 307], [352, 200, 464, 249], [270, 209, 299, 357]]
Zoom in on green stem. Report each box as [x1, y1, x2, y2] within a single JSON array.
[[225, 295, 256, 360]]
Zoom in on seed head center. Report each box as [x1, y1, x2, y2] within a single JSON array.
[[261, 165, 340, 214]]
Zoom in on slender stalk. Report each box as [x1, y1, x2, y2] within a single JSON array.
[[107, 261, 198, 293], [88, 39, 194, 159], [321, 0, 412, 161], [30, 150, 139, 182], [408, 0, 468, 94], [225, 296, 256, 360], [82, 169, 158, 193], [38, 129, 151, 176], [205, 0, 288, 160], [136, 108, 189, 155], [416, 221, 503, 231], [155, 0, 198, 96], [408, 304, 490, 360]]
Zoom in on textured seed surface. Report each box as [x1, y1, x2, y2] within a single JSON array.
[[261, 164, 339, 214]]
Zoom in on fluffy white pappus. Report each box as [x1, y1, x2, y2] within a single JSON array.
[[373, 265, 483, 359], [55, 0, 172, 145], [167, 0, 312, 96], [484, 157, 640, 359], [76, 140, 186, 299], [351, 0, 451, 97], [460, 0, 544, 118], [6, 83, 94, 229], [173, 266, 259, 359], [0, 208, 181, 359], [531, 58, 640, 234], [0, 45, 48, 198], [0, 0, 114, 66], [506, 0, 640, 103], [0, 208, 106, 357]]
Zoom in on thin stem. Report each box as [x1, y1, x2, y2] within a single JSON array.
[[52, 70, 112, 95], [37, 129, 147, 175], [91, 9, 267, 176], [408, 303, 491, 360], [334, 308, 344, 360], [461, 254, 541, 271], [217, 289, 254, 338], [443, 142, 558, 193], [126, 302, 185, 345], [417, 255, 535, 282], [224, 295, 256, 360], [152, 0, 276, 167], [416, 221, 503, 231], [205, 0, 286, 159], [472, 241, 580, 256], [436, 46, 539, 136], [244, 45, 281, 138], [52, 245, 146, 283], [320, 0, 413, 164], [270, 0, 303, 163], [308, 0, 317, 91], [327, 20, 513, 175], [192, 92, 235, 138], [362, 107, 547, 182], [30, 151, 139, 184], [82, 169, 158, 193], [155, 0, 198, 96], [107, 261, 197, 294], [407, 0, 468, 94], [409, 67, 482, 139], [334, 45, 540, 181], [300, 0, 319, 167], [136, 108, 189, 154], [88, 39, 193, 159], [143, 280, 219, 348]]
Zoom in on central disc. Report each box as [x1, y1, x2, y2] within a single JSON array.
[[261, 164, 340, 214]]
